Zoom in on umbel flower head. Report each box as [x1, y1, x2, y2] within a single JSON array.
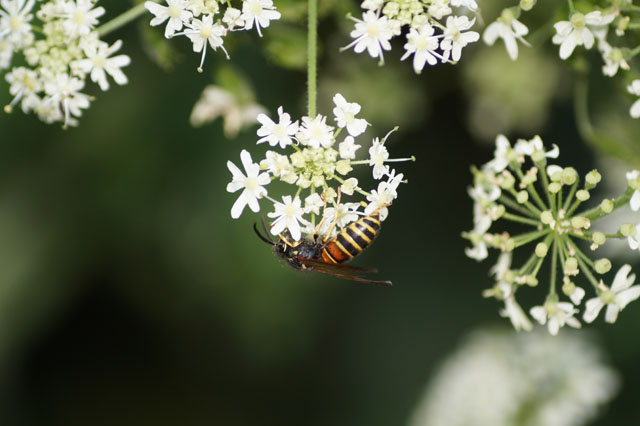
[[464, 135, 640, 335], [343, 0, 479, 74], [1, 0, 131, 127], [144, 0, 280, 72], [227, 93, 414, 243]]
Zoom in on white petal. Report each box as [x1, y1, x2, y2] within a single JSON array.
[[611, 264, 634, 292], [616, 286, 640, 309], [605, 304, 620, 323], [583, 297, 604, 323], [530, 306, 547, 324], [630, 190, 640, 210]]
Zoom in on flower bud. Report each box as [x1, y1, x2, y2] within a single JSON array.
[[520, 0, 536, 11], [504, 238, 515, 252], [592, 231, 606, 246], [571, 216, 588, 229], [586, 169, 602, 186], [620, 223, 636, 237], [564, 257, 578, 274], [335, 160, 352, 175], [535, 242, 548, 257], [562, 280, 576, 296], [531, 150, 545, 163], [562, 167, 578, 185], [576, 189, 590, 201], [525, 274, 538, 287], [516, 190, 528, 204], [549, 182, 562, 193], [541, 210, 554, 224], [600, 199, 613, 213], [500, 171, 515, 189], [595, 258, 612, 274]]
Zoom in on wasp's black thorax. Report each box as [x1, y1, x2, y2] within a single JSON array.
[[275, 237, 324, 270]]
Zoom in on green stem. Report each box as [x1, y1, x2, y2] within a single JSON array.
[[502, 212, 542, 227], [308, 0, 318, 118], [562, 181, 578, 212], [578, 187, 634, 220], [512, 229, 551, 248], [500, 194, 539, 219], [549, 235, 558, 296], [97, 1, 154, 37]]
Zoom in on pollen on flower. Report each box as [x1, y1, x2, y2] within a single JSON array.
[[227, 93, 413, 244], [0, 0, 131, 126], [465, 134, 640, 334]]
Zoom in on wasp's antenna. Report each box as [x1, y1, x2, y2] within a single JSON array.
[[254, 222, 275, 246], [260, 215, 275, 244]]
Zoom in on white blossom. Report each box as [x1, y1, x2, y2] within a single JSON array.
[[144, 0, 192, 38], [332, 93, 368, 137], [257, 106, 299, 148], [483, 12, 529, 60], [184, 14, 228, 71], [552, 11, 615, 60], [627, 82, 640, 119], [628, 224, 640, 251], [440, 16, 479, 62], [368, 138, 389, 179], [0, 0, 35, 47], [583, 265, 640, 323], [530, 300, 581, 335], [339, 136, 361, 160], [268, 195, 307, 241], [241, 0, 280, 37], [74, 39, 130, 91], [227, 149, 270, 219], [626, 170, 640, 210], [296, 114, 334, 148], [344, 11, 393, 64], [60, 0, 105, 38], [401, 24, 442, 73]]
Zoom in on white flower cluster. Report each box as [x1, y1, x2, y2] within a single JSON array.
[[409, 329, 620, 426], [344, 0, 480, 74], [465, 135, 640, 334], [144, 0, 280, 72], [1, 0, 131, 127], [226, 93, 413, 242]]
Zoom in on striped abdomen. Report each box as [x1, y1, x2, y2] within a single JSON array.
[[321, 213, 381, 264]]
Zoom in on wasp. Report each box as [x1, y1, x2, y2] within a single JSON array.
[[254, 190, 392, 286]]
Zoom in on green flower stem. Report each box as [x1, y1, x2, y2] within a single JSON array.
[[518, 251, 539, 276], [500, 194, 539, 219], [570, 245, 600, 289], [578, 187, 634, 221], [505, 188, 542, 216], [502, 212, 542, 227], [562, 181, 578, 212], [568, 232, 593, 243], [511, 162, 546, 211], [567, 0, 575, 12], [308, 0, 318, 117], [566, 238, 595, 269], [536, 160, 555, 214], [512, 229, 551, 248], [97, 1, 154, 37], [549, 236, 558, 295]]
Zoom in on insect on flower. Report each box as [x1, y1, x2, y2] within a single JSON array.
[[254, 190, 392, 286]]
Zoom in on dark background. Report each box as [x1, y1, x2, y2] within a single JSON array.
[[0, 0, 639, 424]]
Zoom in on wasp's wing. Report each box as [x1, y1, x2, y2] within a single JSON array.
[[295, 257, 392, 287]]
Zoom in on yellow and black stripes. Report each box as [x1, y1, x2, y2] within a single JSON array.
[[322, 213, 381, 264]]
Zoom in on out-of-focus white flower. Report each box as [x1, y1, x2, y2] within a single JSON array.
[[60, 0, 105, 38], [627, 82, 640, 119], [530, 299, 581, 335], [0, 0, 35, 47], [409, 329, 620, 426], [626, 169, 640, 209], [483, 9, 529, 60], [600, 43, 629, 77]]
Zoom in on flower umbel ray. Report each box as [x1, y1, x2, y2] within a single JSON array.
[[467, 134, 640, 334]]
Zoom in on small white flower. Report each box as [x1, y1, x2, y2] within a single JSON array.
[[268, 195, 307, 241], [43, 73, 90, 128], [144, 0, 192, 38], [365, 173, 401, 220], [490, 252, 512, 280], [223, 7, 244, 30], [583, 265, 640, 323], [242, 0, 280, 37], [428, 0, 451, 20], [626, 170, 640, 210], [296, 114, 334, 148], [0, 0, 35, 47], [483, 11, 529, 60], [485, 134, 513, 173], [530, 300, 581, 335], [344, 11, 393, 64], [304, 193, 324, 215], [514, 135, 559, 159], [627, 224, 640, 251], [552, 11, 615, 60], [401, 24, 442, 73], [566, 284, 586, 305], [184, 15, 228, 71], [319, 202, 361, 236], [360, 0, 383, 10], [5, 66, 40, 113], [74, 39, 130, 91], [260, 150, 293, 178], [600, 43, 629, 77], [332, 93, 369, 137], [256, 106, 299, 148], [369, 138, 389, 179], [451, 0, 478, 11], [60, 0, 105, 38], [340, 177, 359, 195], [227, 149, 270, 219], [491, 281, 533, 331], [0, 38, 13, 69], [440, 16, 479, 63], [339, 136, 361, 160]]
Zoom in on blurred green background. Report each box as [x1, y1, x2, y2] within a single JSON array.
[[0, 0, 639, 425]]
